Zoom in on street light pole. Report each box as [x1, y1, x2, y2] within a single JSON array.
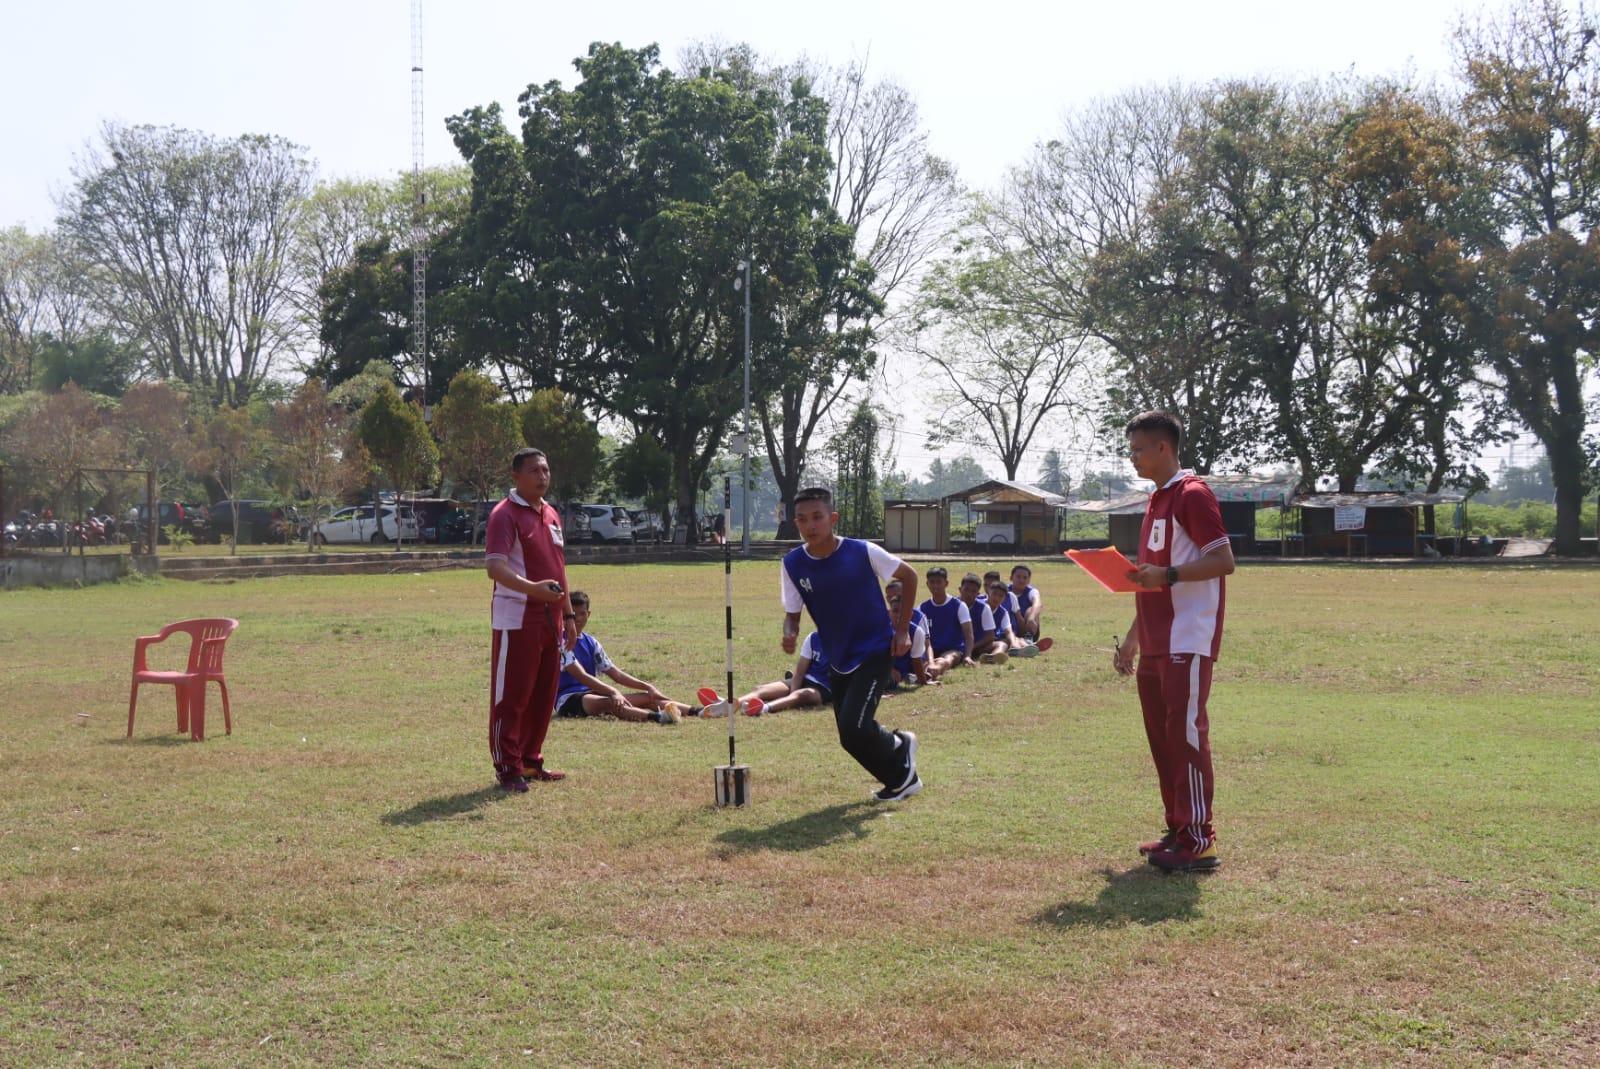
[[741, 256, 752, 558]]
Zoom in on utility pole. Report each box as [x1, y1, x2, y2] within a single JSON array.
[[411, 0, 430, 424], [741, 256, 751, 558]]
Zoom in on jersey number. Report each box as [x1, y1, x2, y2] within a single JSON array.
[[1147, 519, 1167, 552]]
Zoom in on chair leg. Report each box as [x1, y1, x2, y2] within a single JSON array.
[[128, 682, 140, 737], [217, 680, 231, 736], [175, 685, 190, 735], [189, 679, 206, 741]]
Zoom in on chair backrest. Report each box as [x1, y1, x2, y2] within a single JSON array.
[[162, 618, 240, 674]]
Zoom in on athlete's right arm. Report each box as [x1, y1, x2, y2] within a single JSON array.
[[782, 612, 802, 654]]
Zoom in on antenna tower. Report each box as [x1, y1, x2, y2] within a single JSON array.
[[410, 0, 430, 420]]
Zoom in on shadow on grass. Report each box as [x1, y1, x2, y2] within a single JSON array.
[[111, 734, 193, 747], [1034, 865, 1204, 928], [715, 802, 884, 853], [381, 786, 505, 826]]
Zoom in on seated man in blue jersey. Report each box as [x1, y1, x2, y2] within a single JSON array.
[[555, 591, 700, 724], [728, 630, 834, 716], [956, 572, 1009, 665], [886, 578, 932, 687], [985, 577, 1053, 656], [1008, 564, 1045, 640], [921, 565, 975, 680]]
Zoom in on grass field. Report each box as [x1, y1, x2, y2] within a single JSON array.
[[2, 559, 1597, 1068]]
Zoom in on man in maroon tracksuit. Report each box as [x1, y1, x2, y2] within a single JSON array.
[[485, 447, 577, 792], [1114, 411, 1235, 872]]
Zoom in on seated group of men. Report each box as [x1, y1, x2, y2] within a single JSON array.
[[726, 563, 1050, 718], [555, 564, 1049, 725]]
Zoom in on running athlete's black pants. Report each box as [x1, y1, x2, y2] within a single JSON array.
[[829, 651, 911, 788]]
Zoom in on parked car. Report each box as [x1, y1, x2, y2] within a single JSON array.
[[628, 508, 665, 542], [210, 499, 298, 544], [308, 504, 419, 544], [132, 501, 209, 544], [582, 504, 634, 544]]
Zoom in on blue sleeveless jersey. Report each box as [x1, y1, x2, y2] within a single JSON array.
[[893, 607, 927, 677], [800, 631, 832, 688], [921, 596, 966, 654], [557, 632, 602, 698], [782, 539, 893, 672]]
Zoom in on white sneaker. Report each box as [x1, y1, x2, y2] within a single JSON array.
[[701, 700, 731, 718]]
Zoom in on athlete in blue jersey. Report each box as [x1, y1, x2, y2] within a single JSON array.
[[921, 565, 974, 680], [729, 631, 835, 716], [780, 487, 923, 801], [554, 591, 701, 724], [885, 578, 931, 687]]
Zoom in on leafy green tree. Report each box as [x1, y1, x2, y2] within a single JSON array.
[[436, 370, 520, 545], [1455, 0, 1600, 554], [680, 46, 952, 536], [446, 43, 878, 539], [354, 382, 438, 547], [832, 400, 882, 537], [194, 406, 268, 556], [35, 333, 139, 395], [58, 123, 311, 405], [519, 388, 602, 503], [609, 432, 675, 522]]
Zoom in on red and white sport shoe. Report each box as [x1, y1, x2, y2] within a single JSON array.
[[1147, 841, 1220, 872]]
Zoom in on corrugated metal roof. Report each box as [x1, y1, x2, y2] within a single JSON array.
[[1294, 490, 1466, 508]]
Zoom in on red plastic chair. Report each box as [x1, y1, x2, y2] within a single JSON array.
[[127, 618, 239, 741]]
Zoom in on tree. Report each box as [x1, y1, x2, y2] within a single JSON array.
[[680, 47, 957, 536], [446, 43, 878, 539], [194, 407, 268, 556], [832, 400, 882, 538], [986, 84, 1268, 476], [57, 123, 312, 406], [519, 388, 602, 503], [274, 380, 367, 553], [34, 333, 139, 395], [1036, 448, 1069, 496], [0, 228, 91, 395], [1, 383, 114, 535], [609, 433, 676, 523], [1455, 0, 1600, 554], [305, 167, 472, 398], [354, 382, 438, 547], [912, 249, 1090, 481], [436, 370, 520, 544], [116, 381, 193, 514]]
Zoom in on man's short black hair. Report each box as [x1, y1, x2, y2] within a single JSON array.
[[512, 446, 548, 472], [960, 573, 982, 587], [926, 565, 948, 580], [885, 578, 904, 592], [794, 487, 833, 507], [1126, 410, 1183, 451], [983, 570, 1002, 583], [1011, 564, 1032, 579], [569, 590, 590, 610]]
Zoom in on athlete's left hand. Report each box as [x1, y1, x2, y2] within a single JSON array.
[[891, 628, 911, 657]]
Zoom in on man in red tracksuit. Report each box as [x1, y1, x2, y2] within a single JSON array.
[[485, 447, 577, 792], [1113, 411, 1236, 872]]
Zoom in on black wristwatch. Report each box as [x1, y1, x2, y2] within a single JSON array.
[[1166, 566, 1180, 586]]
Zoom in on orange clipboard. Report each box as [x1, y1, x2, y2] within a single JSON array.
[[1064, 546, 1145, 593]]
